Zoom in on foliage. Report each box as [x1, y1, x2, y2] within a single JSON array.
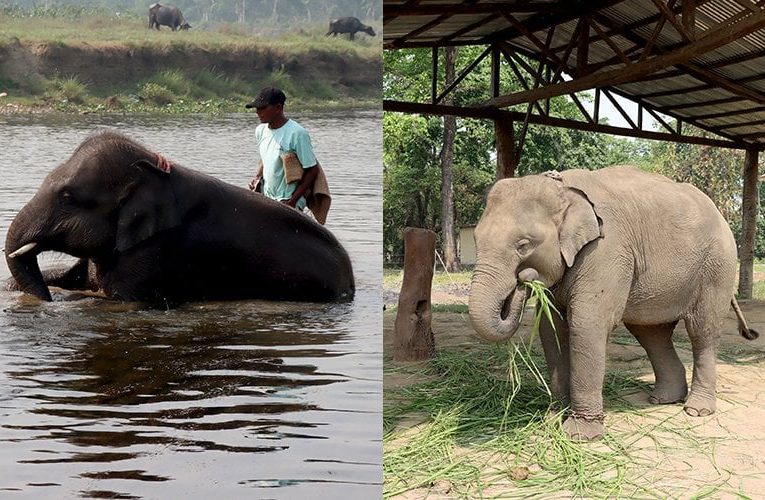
[[383, 46, 652, 265], [46, 75, 88, 104], [646, 128, 765, 258], [139, 82, 176, 106]]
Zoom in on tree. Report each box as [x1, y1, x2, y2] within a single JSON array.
[[383, 46, 652, 267], [440, 46, 459, 272]]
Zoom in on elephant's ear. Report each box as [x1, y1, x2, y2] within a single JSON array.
[[116, 158, 180, 252], [559, 187, 601, 268]]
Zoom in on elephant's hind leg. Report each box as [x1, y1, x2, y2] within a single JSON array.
[[625, 322, 687, 404], [683, 311, 724, 417]]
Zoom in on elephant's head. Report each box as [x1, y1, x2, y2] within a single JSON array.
[[468, 172, 601, 342], [5, 130, 181, 301]]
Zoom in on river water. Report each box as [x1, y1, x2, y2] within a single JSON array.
[[0, 111, 382, 498]]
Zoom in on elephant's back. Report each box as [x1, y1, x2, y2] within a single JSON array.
[[565, 166, 728, 225]]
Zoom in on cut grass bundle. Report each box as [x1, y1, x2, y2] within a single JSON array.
[[383, 342, 738, 498], [384, 345, 644, 498]]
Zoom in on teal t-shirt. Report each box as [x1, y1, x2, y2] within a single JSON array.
[[255, 119, 317, 209]]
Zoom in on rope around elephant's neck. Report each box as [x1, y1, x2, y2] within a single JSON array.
[[155, 153, 173, 173]]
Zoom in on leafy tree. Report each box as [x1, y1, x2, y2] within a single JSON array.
[[645, 127, 765, 258], [383, 46, 652, 266]]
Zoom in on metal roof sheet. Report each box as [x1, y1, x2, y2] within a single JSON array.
[[384, 0, 765, 146]]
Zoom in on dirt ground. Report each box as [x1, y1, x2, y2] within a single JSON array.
[[383, 283, 765, 498]]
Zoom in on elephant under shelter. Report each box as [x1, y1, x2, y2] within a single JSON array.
[[391, 166, 762, 442], [4, 130, 354, 308]]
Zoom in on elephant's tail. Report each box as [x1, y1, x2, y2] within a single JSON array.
[[731, 297, 760, 340]]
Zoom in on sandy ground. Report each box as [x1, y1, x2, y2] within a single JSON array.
[[383, 282, 765, 498]]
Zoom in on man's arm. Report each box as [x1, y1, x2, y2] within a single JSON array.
[[248, 161, 264, 191], [285, 165, 318, 207]]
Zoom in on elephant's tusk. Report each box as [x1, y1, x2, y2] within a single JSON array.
[[8, 242, 38, 258]]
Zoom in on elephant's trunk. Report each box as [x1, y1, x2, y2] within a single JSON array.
[[469, 266, 538, 342], [5, 209, 52, 301]]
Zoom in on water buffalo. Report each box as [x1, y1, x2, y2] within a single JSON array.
[[326, 17, 375, 40], [149, 3, 191, 31]]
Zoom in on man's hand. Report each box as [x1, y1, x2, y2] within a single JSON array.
[[282, 197, 298, 208], [249, 162, 264, 192]]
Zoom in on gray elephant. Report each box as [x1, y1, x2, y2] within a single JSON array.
[[326, 17, 376, 40], [469, 166, 759, 441], [148, 3, 191, 31], [5, 130, 354, 307]]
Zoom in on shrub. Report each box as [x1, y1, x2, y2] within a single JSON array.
[[140, 82, 175, 105], [48, 76, 88, 103], [152, 70, 192, 96]]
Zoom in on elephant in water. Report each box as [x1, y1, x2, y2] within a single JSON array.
[[149, 3, 191, 31], [326, 17, 376, 40], [5, 130, 354, 307], [468, 166, 759, 441]]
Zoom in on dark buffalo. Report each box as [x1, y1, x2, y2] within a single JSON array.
[[149, 3, 191, 31], [326, 17, 376, 40]]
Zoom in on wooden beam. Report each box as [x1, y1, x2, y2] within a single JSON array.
[[382, 100, 746, 148], [435, 46, 492, 104], [682, 0, 697, 39], [491, 45, 500, 98], [389, 14, 452, 48], [385, 2, 566, 17], [482, 9, 765, 109], [437, 14, 499, 46], [650, 0, 692, 42], [431, 47, 438, 104], [495, 116, 516, 179]]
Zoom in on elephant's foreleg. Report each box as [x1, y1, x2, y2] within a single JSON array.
[[539, 309, 570, 406], [5, 258, 98, 292], [44, 258, 98, 291], [563, 314, 610, 441]]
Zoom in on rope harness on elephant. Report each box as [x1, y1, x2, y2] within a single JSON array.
[[568, 410, 606, 423], [155, 153, 173, 173]]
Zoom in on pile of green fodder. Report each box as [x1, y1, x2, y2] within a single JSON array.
[[384, 279, 744, 498]]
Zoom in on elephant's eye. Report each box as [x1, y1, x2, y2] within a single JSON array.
[[517, 239, 532, 256], [59, 190, 73, 204]]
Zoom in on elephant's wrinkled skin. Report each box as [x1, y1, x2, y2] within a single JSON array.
[[5, 130, 354, 307], [469, 166, 759, 441], [326, 17, 375, 40], [148, 3, 190, 31]]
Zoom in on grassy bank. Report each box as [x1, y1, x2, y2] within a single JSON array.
[[0, 12, 381, 114]]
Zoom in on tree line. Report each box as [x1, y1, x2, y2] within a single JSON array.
[[384, 46, 764, 268]]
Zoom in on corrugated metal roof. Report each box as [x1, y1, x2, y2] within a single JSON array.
[[383, 0, 765, 146]]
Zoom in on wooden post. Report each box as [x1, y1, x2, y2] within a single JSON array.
[[495, 116, 515, 179], [739, 147, 759, 299], [393, 228, 436, 361]]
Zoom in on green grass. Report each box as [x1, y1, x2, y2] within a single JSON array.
[[0, 14, 380, 56], [384, 342, 756, 498], [0, 14, 380, 113], [385, 268, 765, 498], [385, 345, 638, 498], [46, 75, 88, 104]]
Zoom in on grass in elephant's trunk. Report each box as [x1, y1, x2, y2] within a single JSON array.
[[521, 279, 562, 338]]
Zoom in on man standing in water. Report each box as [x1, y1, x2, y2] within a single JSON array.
[[247, 87, 319, 211]]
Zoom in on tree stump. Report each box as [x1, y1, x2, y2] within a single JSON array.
[[393, 228, 436, 361]]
